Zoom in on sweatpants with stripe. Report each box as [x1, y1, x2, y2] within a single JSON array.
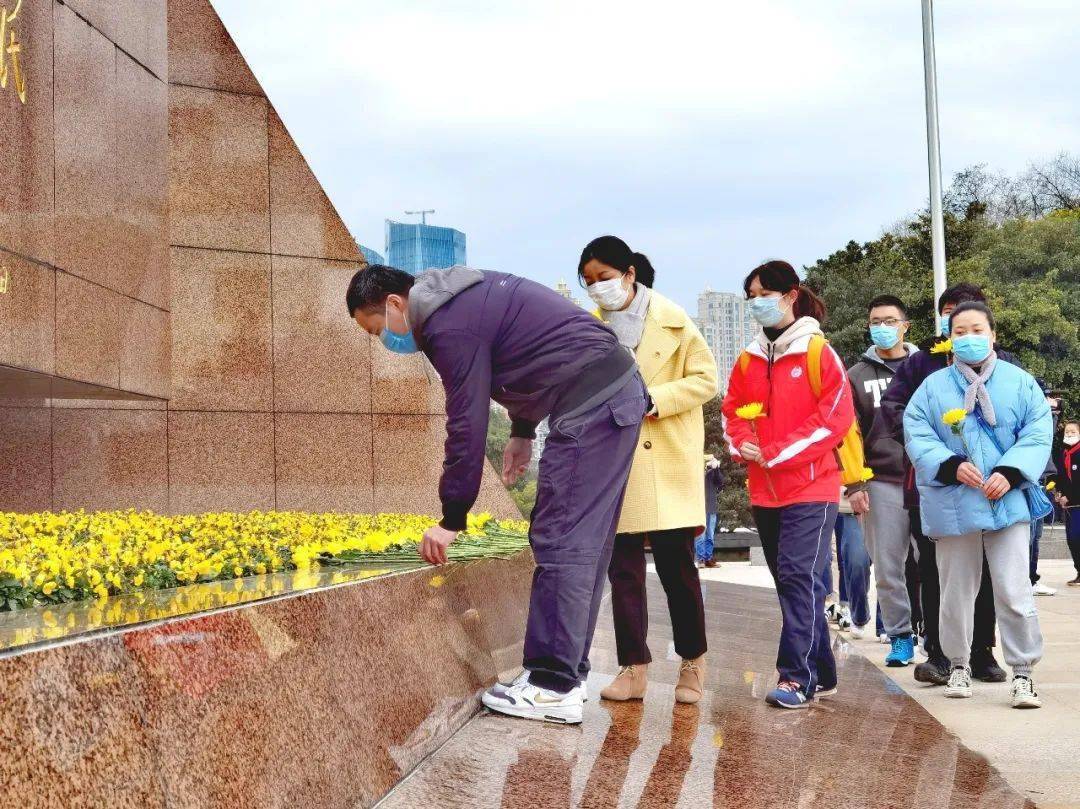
[[754, 502, 839, 696]]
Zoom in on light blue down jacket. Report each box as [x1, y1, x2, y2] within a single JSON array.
[[903, 360, 1052, 539]]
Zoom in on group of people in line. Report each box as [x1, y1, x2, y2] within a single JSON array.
[[345, 238, 1076, 725]]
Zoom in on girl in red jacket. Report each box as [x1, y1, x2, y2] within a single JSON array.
[[722, 260, 857, 709]]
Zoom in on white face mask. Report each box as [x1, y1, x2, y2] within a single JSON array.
[[587, 277, 631, 311], [1065, 435, 1080, 447]]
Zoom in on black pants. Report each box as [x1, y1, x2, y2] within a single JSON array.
[[910, 507, 997, 657], [608, 528, 708, 666], [906, 544, 923, 637]]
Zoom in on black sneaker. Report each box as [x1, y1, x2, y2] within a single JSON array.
[[970, 649, 1007, 683], [914, 654, 951, 685]]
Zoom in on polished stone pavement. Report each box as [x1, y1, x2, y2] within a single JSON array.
[[379, 577, 1035, 808], [854, 559, 1080, 809]]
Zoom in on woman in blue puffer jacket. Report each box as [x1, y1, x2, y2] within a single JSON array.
[[904, 301, 1051, 710]]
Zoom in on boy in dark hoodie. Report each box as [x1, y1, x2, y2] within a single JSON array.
[[347, 265, 648, 725], [847, 295, 922, 667]]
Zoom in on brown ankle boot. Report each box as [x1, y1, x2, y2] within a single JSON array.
[[600, 664, 648, 701], [675, 656, 706, 704]]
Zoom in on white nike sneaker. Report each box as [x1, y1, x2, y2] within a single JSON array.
[[1011, 675, 1042, 709], [482, 680, 584, 724], [1033, 582, 1056, 597], [490, 670, 588, 702], [944, 666, 973, 699]]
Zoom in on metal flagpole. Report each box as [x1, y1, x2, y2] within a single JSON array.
[[921, 0, 948, 320]]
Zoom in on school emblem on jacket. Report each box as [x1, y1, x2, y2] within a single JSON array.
[[791, 366, 803, 379]]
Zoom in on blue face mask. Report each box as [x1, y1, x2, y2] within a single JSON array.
[[939, 315, 951, 338], [870, 325, 901, 350], [952, 334, 991, 364], [380, 303, 420, 355], [748, 295, 788, 328]]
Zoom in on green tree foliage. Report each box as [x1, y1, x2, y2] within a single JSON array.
[[805, 162, 1080, 414], [485, 406, 538, 518]]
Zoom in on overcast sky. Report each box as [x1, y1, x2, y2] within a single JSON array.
[[215, 0, 1080, 313]]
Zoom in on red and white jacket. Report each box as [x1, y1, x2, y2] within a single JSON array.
[[721, 317, 855, 508]]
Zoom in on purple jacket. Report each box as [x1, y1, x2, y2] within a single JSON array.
[[409, 268, 637, 530]]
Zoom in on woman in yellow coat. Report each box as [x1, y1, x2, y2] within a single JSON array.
[[578, 236, 719, 705]]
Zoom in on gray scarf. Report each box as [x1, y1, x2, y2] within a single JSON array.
[[954, 351, 998, 427], [605, 283, 652, 350]]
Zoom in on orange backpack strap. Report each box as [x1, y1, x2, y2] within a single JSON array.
[[738, 351, 752, 375], [806, 335, 826, 398]]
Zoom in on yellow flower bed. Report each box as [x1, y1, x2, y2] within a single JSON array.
[[0, 510, 530, 612]]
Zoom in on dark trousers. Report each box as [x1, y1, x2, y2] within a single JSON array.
[[1067, 508, 1080, 576], [1030, 518, 1044, 585], [608, 527, 708, 666], [834, 514, 872, 628], [523, 375, 648, 694], [909, 507, 997, 658], [906, 545, 923, 638], [754, 502, 838, 697]]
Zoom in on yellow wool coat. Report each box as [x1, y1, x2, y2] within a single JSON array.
[[608, 291, 719, 534]]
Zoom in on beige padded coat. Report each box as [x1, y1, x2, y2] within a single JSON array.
[[614, 291, 719, 534]]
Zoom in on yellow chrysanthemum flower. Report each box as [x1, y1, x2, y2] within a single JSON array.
[[942, 408, 967, 427], [930, 339, 952, 355], [736, 402, 765, 420], [0, 509, 529, 614]]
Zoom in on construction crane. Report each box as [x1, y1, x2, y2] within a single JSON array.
[[405, 209, 435, 225]]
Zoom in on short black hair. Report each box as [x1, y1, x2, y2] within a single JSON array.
[[949, 300, 996, 330], [938, 282, 986, 314], [867, 294, 907, 318], [345, 265, 415, 316]]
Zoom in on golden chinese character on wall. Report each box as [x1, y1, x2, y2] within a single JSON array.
[[0, 0, 27, 105], [0, 263, 9, 294]]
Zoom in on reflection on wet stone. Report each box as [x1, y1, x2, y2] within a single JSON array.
[[380, 578, 1038, 809]]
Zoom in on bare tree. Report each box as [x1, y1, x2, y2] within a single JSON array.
[[945, 152, 1080, 223]]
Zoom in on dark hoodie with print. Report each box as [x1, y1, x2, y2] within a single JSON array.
[[846, 343, 920, 483]]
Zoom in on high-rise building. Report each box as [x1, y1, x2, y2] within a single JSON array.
[[694, 287, 758, 391], [385, 219, 466, 275], [554, 279, 584, 309], [358, 244, 385, 266]]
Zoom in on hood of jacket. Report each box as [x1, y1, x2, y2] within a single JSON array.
[[860, 342, 920, 370], [407, 266, 484, 342], [750, 316, 823, 360]]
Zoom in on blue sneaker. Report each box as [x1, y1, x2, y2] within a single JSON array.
[[765, 681, 810, 709], [885, 635, 915, 667]]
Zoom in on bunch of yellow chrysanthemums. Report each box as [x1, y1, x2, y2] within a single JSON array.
[[0, 510, 529, 611]]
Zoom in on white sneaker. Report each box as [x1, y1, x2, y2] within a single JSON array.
[[849, 623, 867, 640], [1011, 675, 1042, 709], [825, 603, 841, 625], [944, 666, 973, 699], [490, 670, 588, 702], [1033, 582, 1057, 597], [878, 633, 890, 644], [837, 605, 853, 631], [482, 680, 584, 724]]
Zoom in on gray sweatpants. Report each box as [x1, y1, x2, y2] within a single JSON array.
[[864, 480, 915, 637], [937, 521, 1043, 676]]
